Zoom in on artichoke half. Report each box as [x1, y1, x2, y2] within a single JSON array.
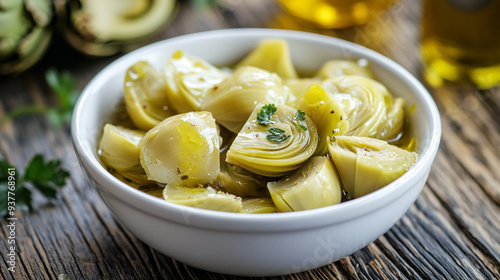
[[124, 61, 175, 130], [57, 0, 177, 56], [328, 136, 418, 198], [0, 0, 54, 74], [267, 156, 342, 212], [201, 66, 289, 133], [139, 111, 220, 185], [226, 103, 318, 177]]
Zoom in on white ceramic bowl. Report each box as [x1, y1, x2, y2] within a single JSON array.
[[72, 28, 441, 276]]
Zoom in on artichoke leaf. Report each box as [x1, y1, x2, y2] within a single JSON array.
[[139, 111, 220, 185], [124, 61, 175, 130], [226, 103, 318, 177], [201, 66, 289, 133], [316, 59, 374, 80], [285, 78, 321, 105], [163, 183, 242, 213], [328, 136, 418, 198], [235, 39, 298, 80], [165, 50, 228, 113], [267, 156, 342, 212], [377, 97, 405, 141], [296, 84, 349, 156]]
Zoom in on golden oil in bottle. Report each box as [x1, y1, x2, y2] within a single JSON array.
[[421, 0, 500, 88], [276, 0, 396, 29]]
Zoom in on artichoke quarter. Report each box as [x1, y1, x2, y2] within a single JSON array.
[[201, 66, 289, 133], [267, 156, 342, 212], [235, 38, 298, 80], [124, 61, 175, 130], [226, 103, 318, 177], [139, 111, 220, 185], [328, 136, 418, 198], [0, 0, 54, 74], [165, 50, 228, 114], [163, 183, 242, 213], [55, 0, 177, 56], [315, 59, 374, 80]]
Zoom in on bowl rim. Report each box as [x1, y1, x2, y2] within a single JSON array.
[[71, 28, 441, 232]]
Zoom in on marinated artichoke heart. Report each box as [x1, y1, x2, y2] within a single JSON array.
[[163, 183, 242, 213], [241, 198, 276, 214], [98, 124, 151, 184], [165, 51, 228, 113], [322, 75, 387, 138], [0, 0, 54, 74], [316, 59, 374, 80], [328, 136, 418, 198], [139, 111, 220, 185], [201, 66, 289, 133], [377, 96, 405, 141], [235, 39, 298, 80], [226, 103, 318, 177], [297, 84, 349, 156], [217, 151, 270, 198], [124, 61, 175, 130], [267, 156, 342, 212], [59, 0, 177, 56]]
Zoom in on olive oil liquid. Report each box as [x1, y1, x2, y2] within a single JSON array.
[[276, 0, 396, 29], [421, 0, 500, 89]]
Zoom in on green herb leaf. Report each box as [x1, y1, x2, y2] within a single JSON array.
[[0, 69, 79, 128], [294, 122, 308, 131], [0, 155, 69, 217], [257, 104, 277, 126], [295, 110, 306, 121], [267, 127, 290, 143]]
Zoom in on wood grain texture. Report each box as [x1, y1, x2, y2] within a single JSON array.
[[1, 0, 499, 279]]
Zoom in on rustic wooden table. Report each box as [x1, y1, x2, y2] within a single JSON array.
[[1, 0, 499, 279]]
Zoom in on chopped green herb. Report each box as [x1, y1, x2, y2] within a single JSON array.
[[267, 127, 290, 143], [294, 122, 308, 131], [295, 110, 306, 121], [0, 154, 70, 217], [257, 104, 277, 126]]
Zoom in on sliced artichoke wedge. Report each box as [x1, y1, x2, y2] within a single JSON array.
[[163, 184, 242, 213], [241, 198, 276, 214], [284, 78, 321, 104], [296, 84, 349, 156], [139, 111, 220, 185], [226, 103, 318, 177], [267, 156, 342, 212], [165, 51, 228, 113], [328, 136, 418, 198], [124, 61, 175, 130], [322, 75, 387, 138], [315, 59, 374, 80], [99, 124, 145, 171], [201, 66, 289, 133], [235, 39, 298, 80], [98, 124, 152, 185], [377, 97, 405, 141]]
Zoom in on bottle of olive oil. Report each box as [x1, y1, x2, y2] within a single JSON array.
[[276, 0, 395, 29], [421, 0, 500, 88]]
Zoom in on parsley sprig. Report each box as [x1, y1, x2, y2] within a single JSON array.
[[0, 154, 70, 217], [257, 104, 277, 126], [0, 69, 79, 128], [294, 110, 307, 131]]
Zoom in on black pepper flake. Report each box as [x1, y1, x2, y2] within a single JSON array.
[[330, 110, 334, 114], [340, 116, 343, 120], [176, 168, 181, 174], [181, 175, 189, 180]]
